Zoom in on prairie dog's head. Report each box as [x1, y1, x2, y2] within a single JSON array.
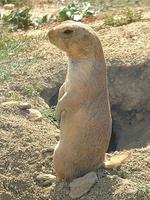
[[48, 21, 102, 59]]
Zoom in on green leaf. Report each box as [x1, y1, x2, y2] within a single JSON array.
[[58, 2, 97, 22]]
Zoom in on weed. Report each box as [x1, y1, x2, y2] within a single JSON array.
[[0, 32, 48, 82], [125, 8, 141, 23], [7, 91, 21, 101], [2, 8, 33, 30], [32, 14, 52, 28], [2, 8, 52, 30], [20, 85, 40, 96], [0, 69, 13, 81], [104, 8, 141, 27], [0, 33, 33, 60], [42, 107, 59, 128], [0, 33, 26, 81], [59, 2, 97, 21]]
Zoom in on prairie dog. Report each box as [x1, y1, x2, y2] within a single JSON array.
[[48, 21, 114, 181]]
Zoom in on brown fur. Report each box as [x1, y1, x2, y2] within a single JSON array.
[[48, 21, 128, 181]]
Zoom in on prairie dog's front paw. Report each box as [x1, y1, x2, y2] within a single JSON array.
[[55, 106, 67, 122]]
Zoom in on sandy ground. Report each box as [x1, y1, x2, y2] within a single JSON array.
[[0, 5, 150, 200]]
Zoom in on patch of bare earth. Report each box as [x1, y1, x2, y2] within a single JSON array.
[[0, 18, 150, 200]]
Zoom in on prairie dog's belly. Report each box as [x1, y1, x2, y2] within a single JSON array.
[[59, 104, 111, 151]]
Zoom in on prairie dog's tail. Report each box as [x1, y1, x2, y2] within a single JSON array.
[[103, 151, 131, 169]]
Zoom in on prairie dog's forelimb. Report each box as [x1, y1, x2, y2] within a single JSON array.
[[58, 84, 65, 101], [55, 84, 65, 121], [55, 92, 81, 121]]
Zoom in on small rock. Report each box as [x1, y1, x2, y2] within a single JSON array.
[[69, 171, 98, 199], [55, 130, 60, 141], [55, 133, 60, 141], [19, 102, 31, 110], [0, 97, 5, 103], [3, 3, 15, 10], [36, 173, 56, 186], [1, 101, 19, 107], [27, 109, 42, 121], [42, 146, 54, 154], [1, 101, 31, 110], [0, 86, 6, 92]]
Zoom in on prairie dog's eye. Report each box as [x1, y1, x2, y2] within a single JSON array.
[[63, 29, 73, 34]]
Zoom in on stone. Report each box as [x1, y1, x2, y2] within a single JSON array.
[[1, 101, 31, 110], [1, 101, 18, 107], [36, 173, 56, 186], [19, 102, 31, 110], [41, 146, 54, 154], [27, 109, 42, 121], [3, 4, 15, 10], [55, 133, 60, 141], [69, 172, 98, 199], [0, 97, 5, 103]]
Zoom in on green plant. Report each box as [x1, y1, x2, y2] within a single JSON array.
[[0, 32, 47, 82], [0, 69, 12, 81], [0, 34, 27, 81], [42, 107, 59, 128], [7, 91, 21, 100], [2, 8, 53, 30], [20, 86, 40, 96], [104, 15, 126, 26], [104, 8, 141, 27], [0, 33, 33, 60], [32, 14, 52, 28], [2, 8, 33, 30], [40, 14, 52, 24], [59, 2, 97, 21], [125, 8, 141, 23]]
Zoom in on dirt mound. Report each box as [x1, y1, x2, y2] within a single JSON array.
[[0, 101, 150, 200]]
